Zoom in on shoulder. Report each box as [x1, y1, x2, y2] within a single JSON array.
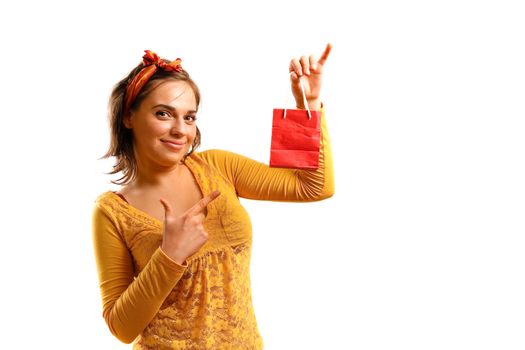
[[92, 191, 127, 224], [92, 190, 157, 233], [187, 150, 245, 187], [193, 149, 236, 160], [94, 191, 118, 210], [192, 149, 250, 165]]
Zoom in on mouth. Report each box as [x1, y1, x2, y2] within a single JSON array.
[[161, 139, 186, 151]]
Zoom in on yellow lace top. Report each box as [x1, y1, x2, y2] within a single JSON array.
[[92, 110, 334, 349]]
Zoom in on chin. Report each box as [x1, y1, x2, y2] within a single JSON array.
[[164, 147, 191, 162]]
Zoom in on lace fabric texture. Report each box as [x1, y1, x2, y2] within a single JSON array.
[[92, 110, 333, 349], [137, 243, 260, 350]]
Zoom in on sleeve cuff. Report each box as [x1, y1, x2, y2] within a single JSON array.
[[155, 247, 188, 272]]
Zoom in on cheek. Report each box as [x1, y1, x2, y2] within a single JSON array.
[[188, 125, 198, 144], [144, 120, 171, 137], [132, 120, 170, 150], [189, 125, 197, 138]]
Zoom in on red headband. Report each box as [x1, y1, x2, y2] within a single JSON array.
[[124, 50, 182, 116]]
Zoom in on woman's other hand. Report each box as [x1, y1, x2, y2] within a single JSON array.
[[289, 43, 332, 111], [159, 190, 221, 265]]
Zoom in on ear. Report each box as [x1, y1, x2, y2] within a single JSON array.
[[123, 111, 133, 129]]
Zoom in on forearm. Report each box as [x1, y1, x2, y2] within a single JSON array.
[[93, 206, 186, 343], [101, 248, 186, 343]]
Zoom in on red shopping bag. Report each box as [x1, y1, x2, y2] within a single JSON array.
[[269, 108, 321, 169]]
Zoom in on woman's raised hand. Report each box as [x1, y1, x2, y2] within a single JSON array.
[[289, 43, 332, 111], [159, 190, 221, 265]]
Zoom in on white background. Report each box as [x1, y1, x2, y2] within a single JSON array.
[[0, 0, 524, 349]]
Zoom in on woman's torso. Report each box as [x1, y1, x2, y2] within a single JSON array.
[[100, 153, 263, 349]]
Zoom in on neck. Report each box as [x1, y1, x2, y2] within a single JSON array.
[[131, 154, 186, 189]]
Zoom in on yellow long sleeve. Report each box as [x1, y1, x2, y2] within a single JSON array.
[[92, 204, 187, 343]]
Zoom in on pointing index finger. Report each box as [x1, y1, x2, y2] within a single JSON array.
[[188, 190, 221, 216], [317, 43, 333, 67]]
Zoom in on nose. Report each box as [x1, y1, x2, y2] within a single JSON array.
[[169, 117, 188, 137]]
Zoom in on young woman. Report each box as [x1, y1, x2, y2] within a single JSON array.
[[92, 44, 334, 349]]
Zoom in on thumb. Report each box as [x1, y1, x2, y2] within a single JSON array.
[[159, 198, 173, 219]]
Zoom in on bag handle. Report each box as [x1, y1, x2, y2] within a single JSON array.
[[283, 79, 312, 120]]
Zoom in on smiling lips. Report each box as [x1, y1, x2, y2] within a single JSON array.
[[161, 139, 186, 151]]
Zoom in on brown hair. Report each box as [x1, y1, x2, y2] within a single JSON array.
[[102, 59, 201, 185]]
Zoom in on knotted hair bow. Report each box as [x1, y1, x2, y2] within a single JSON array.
[[124, 50, 182, 116]]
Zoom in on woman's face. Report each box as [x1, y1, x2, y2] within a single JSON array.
[[124, 80, 198, 168]]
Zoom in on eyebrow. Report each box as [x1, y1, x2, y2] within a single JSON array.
[[152, 104, 197, 114]]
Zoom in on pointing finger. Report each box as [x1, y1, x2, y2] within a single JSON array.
[[317, 43, 333, 67], [187, 190, 221, 216]]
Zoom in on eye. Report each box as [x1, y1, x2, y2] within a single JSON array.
[[184, 114, 197, 122], [155, 110, 171, 119]]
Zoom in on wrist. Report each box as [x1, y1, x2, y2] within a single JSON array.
[[160, 244, 186, 265]]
